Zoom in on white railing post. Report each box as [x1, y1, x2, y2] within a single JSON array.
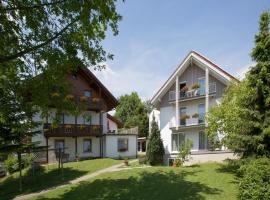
[[176, 76, 179, 129], [205, 68, 209, 126]]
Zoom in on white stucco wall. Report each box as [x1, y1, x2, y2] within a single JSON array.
[[160, 106, 175, 154], [47, 136, 101, 161], [104, 135, 137, 158], [108, 118, 118, 133]]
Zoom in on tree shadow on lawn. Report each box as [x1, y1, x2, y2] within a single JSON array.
[[0, 166, 88, 200], [36, 169, 222, 200]]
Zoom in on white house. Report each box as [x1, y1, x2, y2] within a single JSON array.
[[150, 51, 238, 165], [32, 67, 137, 163]]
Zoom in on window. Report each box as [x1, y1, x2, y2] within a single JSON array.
[[84, 90, 92, 98], [118, 138, 128, 152], [172, 133, 185, 151], [198, 78, 205, 95], [55, 140, 65, 155], [198, 104, 205, 124], [180, 107, 187, 126], [83, 139, 92, 153]]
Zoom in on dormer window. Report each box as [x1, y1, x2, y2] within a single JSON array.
[[84, 90, 92, 98]]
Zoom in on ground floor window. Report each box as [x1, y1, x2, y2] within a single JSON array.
[[172, 133, 185, 151], [83, 139, 92, 153], [118, 138, 128, 152]]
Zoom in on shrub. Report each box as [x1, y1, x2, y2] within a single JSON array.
[[238, 158, 270, 200], [138, 155, 146, 164], [177, 139, 193, 166], [4, 155, 18, 174], [146, 117, 165, 165], [3, 154, 34, 174]]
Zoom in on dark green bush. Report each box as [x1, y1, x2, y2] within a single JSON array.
[[238, 157, 270, 200], [3, 155, 18, 174], [3, 154, 34, 174]]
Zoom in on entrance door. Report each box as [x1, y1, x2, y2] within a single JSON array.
[[55, 140, 65, 156]]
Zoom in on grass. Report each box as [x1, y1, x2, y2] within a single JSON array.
[[0, 158, 122, 200], [31, 162, 239, 200]]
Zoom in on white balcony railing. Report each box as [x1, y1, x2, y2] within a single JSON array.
[[168, 82, 216, 101], [169, 117, 205, 128]]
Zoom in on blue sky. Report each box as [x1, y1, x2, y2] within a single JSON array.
[[94, 0, 270, 100]]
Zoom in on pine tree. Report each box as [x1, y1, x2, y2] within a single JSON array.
[[146, 117, 165, 165]]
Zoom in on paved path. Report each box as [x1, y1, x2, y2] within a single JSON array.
[[14, 159, 138, 200]]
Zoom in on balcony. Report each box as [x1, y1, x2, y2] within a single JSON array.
[[74, 96, 104, 111], [168, 82, 216, 102], [50, 94, 104, 111], [43, 123, 103, 137], [169, 117, 205, 130]]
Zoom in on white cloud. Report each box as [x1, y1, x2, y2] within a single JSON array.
[[93, 63, 165, 101], [235, 63, 256, 80]]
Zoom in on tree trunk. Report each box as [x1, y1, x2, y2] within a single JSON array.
[[17, 152, 22, 192]]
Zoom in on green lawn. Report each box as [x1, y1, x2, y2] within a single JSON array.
[[31, 162, 239, 200], [0, 158, 122, 200]]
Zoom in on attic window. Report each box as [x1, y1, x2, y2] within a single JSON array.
[[84, 90, 92, 98]]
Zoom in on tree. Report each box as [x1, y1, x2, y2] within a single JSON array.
[[0, 0, 123, 120], [146, 117, 165, 165], [115, 92, 149, 137], [206, 12, 270, 157], [0, 0, 123, 190], [0, 68, 40, 191]]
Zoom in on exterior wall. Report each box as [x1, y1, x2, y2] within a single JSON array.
[[108, 118, 118, 133], [155, 63, 228, 162], [160, 106, 175, 154], [102, 112, 107, 133], [47, 136, 101, 162], [104, 135, 137, 158]]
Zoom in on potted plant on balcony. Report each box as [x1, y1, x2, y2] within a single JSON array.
[[65, 124, 72, 129], [80, 96, 88, 102], [192, 113, 199, 118], [51, 92, 60, 98], [79, 124, 86, 130], [180, 114, 190, 121], [191, 83, 200, 90], [92, 97, 100, 102], [65, 94, 74, 100], [180, 85, 188, 92]]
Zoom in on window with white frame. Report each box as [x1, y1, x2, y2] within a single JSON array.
[[83, 139, 92, 153], [171, 133, 185, 151], [118, 138, 128, 152]]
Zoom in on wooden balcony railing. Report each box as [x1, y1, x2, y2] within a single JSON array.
[[43, 123, 103, 137], [74, 96, 104, 111]]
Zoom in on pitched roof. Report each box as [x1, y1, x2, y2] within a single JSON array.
[[107, 113, 123, 128], [151, 51, 238, 106], [78, 67, 118, 111]]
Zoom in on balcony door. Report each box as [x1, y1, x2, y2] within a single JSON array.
[[179, 82, 187, 98], [198, 78, 205, 95], [180, 107, 187, 126]]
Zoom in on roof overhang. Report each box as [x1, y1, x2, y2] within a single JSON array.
[[151, 51, 239, 106]]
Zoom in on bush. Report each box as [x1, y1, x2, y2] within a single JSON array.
[[3, 154, 34, 174], [4, 155, 18, 174], [138, 155, 146, 164], [176, 139, 193, 166], [238, 158, 270, 200]]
